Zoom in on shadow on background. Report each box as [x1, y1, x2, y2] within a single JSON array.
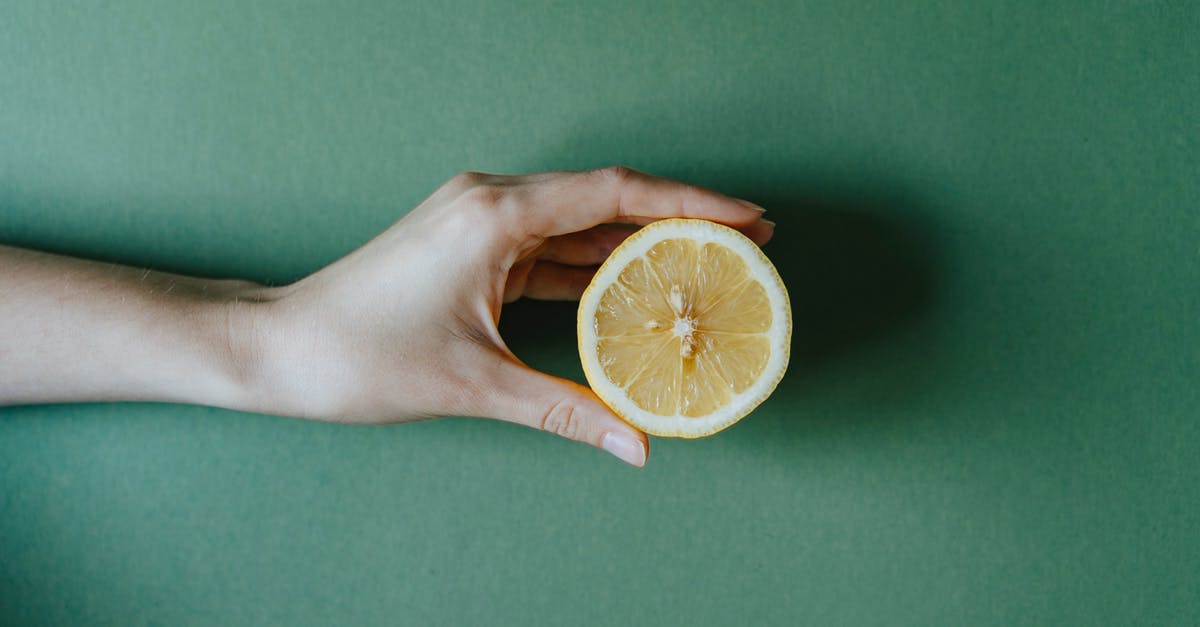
[[752, 188, 938, 390], [501, 177, 942, 430]]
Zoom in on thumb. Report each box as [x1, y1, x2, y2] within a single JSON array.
[[475, 358, 648, 467]]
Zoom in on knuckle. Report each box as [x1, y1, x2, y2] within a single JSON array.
[[459, 184, 509, 212], [454, 183, 530, 239], [539, 399, 585, 441], [452, 170, 487, 188], [435, 171, 486, 198], [597, 164, 636, 184]]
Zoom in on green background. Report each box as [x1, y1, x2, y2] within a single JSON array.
[[2, 1, 1197, 625]]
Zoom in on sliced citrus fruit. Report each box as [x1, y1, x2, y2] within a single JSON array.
[[578, 218, 791, 438]]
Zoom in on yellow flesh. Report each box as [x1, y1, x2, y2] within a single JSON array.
[[594, 238, 773, 417]]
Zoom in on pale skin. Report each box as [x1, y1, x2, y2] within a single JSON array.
[[0, 167, 773, 466]]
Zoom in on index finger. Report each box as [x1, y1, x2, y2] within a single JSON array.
[[514, 166, 766, 237]]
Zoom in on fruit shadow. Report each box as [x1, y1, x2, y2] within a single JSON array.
[[749, 185, 940, 402], [499, 177, 942, 434]]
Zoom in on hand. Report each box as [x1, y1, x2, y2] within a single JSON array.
[[237, 167, 773, 466]]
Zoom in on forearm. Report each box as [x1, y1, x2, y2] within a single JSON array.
[[0, 245, 268, 410]]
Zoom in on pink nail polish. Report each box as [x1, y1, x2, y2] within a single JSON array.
[[602, 432, 646, 467]]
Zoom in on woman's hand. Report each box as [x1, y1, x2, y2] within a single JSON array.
[[237, 167, 773, 466], [0, 166, 770, 467]]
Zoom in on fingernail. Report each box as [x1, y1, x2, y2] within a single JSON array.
[[736, 199, 766, 213], [762, 219, 776, 227], [602, 432, 646, 467]]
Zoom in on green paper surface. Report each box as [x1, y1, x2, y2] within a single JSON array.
[[2, 2, 1197, 625]]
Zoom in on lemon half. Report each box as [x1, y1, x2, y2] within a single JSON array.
[[578, 218, 791, 438]]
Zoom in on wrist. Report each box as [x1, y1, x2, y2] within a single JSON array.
[[211, 280, 287, 416]]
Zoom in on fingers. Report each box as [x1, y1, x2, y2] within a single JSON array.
[[615, 214, 774, 245], [473, 357, 648, 467], [538, 224, 638, 266], [505, 220, 774, 303], [538, 219, 773, 266], [533, 166, 767, 236], [453, 166, 766, 238], [503, 259, 536, 303], [523, 262, 596, 301], [741, 218, 776, 246], [503, 261, 596, 302]]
